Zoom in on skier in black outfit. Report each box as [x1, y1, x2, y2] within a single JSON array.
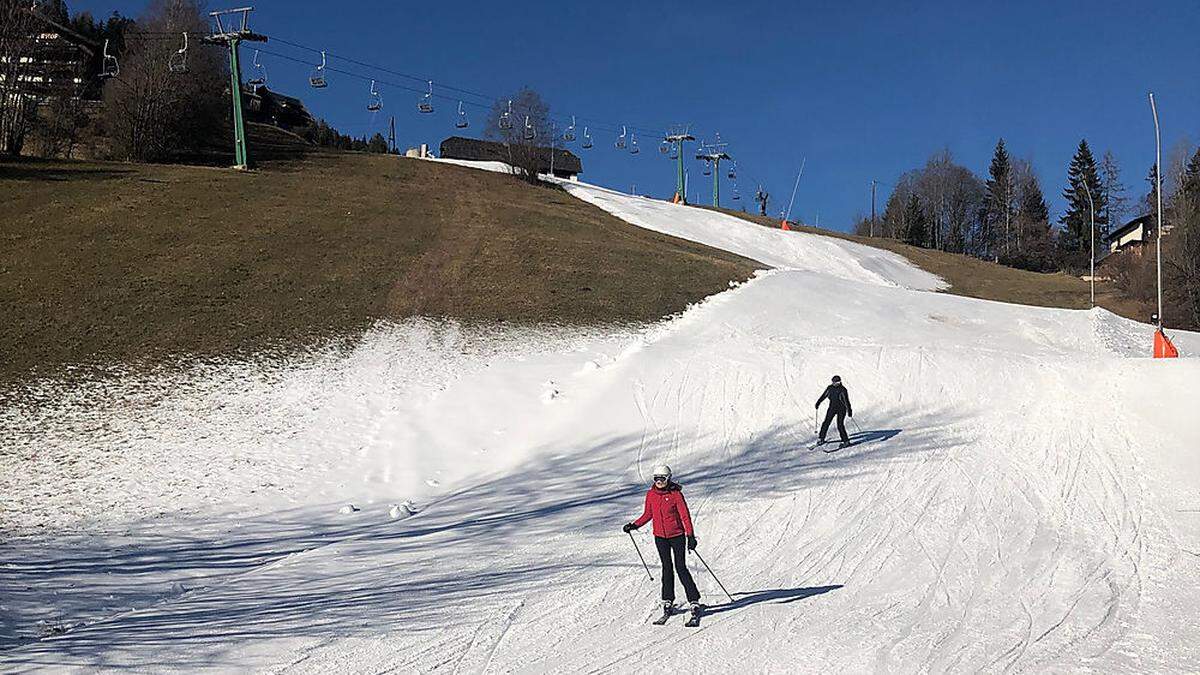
[[815, 375, 853, 447]]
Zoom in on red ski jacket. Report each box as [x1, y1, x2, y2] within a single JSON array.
[[632, 482, 694, 538]]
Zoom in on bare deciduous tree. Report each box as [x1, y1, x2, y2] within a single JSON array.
[[102, 0, 225, 162], [484, 86, 553, 185], [0, 1, 39, 154]]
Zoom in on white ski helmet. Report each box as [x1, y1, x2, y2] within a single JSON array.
[[651, 464, 672, 480]]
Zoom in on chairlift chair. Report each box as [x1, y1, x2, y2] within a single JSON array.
[[99, 39, 119, 78], [581, 126, 593, 149], [659, 139, 670, 155], [247, 49, 267, 88], [702, 160, 712, 176], [630, 134, 639, 155], [563, 115, 576, 142], [455, 101, 468, 129], [168, 32, 188, 74], [523, 115, 535, 141], [727, 163, 736, 180], [498, 99, 513, 130], [366, 80, 383, 112], [310, 51, 327, 88], [615, 125, 627, 150], [418, 80, 434, 113]]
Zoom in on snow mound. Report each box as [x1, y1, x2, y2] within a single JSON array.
[[559, 179, 947, 291]]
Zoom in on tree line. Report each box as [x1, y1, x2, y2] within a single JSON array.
[[855, 138, 1200, 328]]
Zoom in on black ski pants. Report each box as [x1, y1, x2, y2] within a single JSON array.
[[654, 535, 700, 604], [820, 408, 849, 443]]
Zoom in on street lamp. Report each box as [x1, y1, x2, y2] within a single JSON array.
[[1149, 92, 1164, 329], [1081, 180, 1095, 307]]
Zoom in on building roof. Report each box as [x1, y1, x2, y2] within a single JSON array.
[[1107, 213, 1155, 243], [439, 136, 582, 174]]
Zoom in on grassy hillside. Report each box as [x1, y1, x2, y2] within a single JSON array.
[[0, 152, 758, 381], [715, 208, 1150, 321]]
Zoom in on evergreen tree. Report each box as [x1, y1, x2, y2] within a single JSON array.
[[1018, 168, 1050, 224], [1099, 150, 1127, 236], [1143, 163, 1161, 214], [984, 138, 1015, 257], [903, 193, 927, 248], [1182, 147, 1200, 202], [1059, 139, 1106, 253], [367, 132, 388, 154]]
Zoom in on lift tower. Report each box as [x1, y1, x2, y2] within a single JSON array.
[[663, 126, 695, 203], [202, 7, 266, 170], [695, 135, 732, 207]]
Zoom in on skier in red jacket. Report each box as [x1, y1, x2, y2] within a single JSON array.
[[623, 464, 701, 619]]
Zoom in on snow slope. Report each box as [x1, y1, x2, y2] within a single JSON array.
[[3, 177, 1199, 673]]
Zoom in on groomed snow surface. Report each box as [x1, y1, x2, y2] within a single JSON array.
[[3, 170, 1199, 673]]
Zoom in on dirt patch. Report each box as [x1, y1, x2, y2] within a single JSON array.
[[0, 153, 758, 382]]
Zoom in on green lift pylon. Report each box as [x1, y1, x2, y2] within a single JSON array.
[[202, 7, 267, 170], [695, 134, 731, 207], [663, 128, 695, 203]]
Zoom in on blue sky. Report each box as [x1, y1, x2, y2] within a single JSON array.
[[76, 0, 1199, 230]]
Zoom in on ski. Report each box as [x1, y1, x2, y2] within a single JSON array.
[[651, 604, 675, 625], [684, 604, 703, 628]]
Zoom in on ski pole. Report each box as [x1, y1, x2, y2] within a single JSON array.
[[693, 550, 734, 603], [850, 416, 863, 434], [814, 406, 819, 435], [628, 532, 654, 581]]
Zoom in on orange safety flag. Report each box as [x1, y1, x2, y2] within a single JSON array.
[[1153, 329, 1179, 358], [781, 220, 791, 231], [672, 193, 682, 204]]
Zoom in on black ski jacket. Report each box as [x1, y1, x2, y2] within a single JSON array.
[[816, 384, 852, 415]]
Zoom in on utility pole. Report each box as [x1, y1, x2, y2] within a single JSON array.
[[663, 125, 695, 203], [870, 179, 877, 237], [695, 134, 731, 207], [1149, 92, 1164, 329], [202, 7, 266, 170], [1082, 179, 1096, 307], [388, 116, 396, 153]]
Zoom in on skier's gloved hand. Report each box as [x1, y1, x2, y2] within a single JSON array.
[[687, 535, 698, 550], [622, 522, 638, 533], [849, 410, 853, 417]]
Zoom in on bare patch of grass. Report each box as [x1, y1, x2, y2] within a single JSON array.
[[0, 153, 758, 381]]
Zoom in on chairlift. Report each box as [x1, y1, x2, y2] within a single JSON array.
[[247, 49, 267, 88], [732, 187, 741, 201], [581, 126, 593, 149], [168, 32, 188, 74], [668, 143, 679, 160], [455, 101, 468, 129], [366, 79, 382, 112], [702, 160, 711, 176], [99, 39, 118, 78], [562, 115, 576, 142], [659, 139, 670, 155], [629, 134, 639, 155], [309, 51, 327, 88], [417, 80, 434, 113], [498, 99, 513, 130], [615, 125, 627, 150], [523, 115, 535, 141], [727, 163, 737, 180]]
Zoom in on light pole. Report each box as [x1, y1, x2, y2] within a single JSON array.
[[1149, 92, 1164, 329], [1081, 179, 1095, 307]]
